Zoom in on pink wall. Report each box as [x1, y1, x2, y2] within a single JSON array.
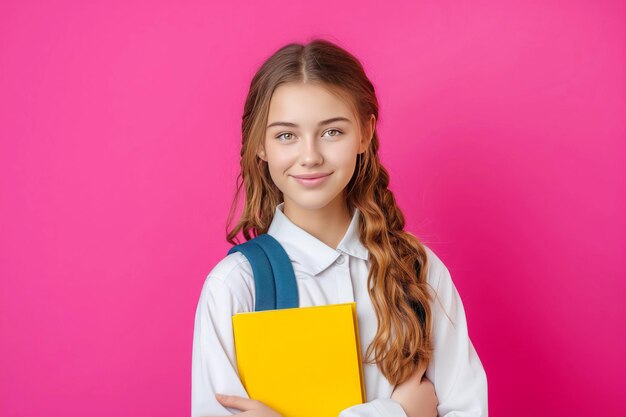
[[1, 0, 624, 416]]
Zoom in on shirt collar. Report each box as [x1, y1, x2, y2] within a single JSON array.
[[267, 202, 369, 276]]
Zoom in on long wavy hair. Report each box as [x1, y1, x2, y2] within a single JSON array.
[[225, 38, 434, 386]]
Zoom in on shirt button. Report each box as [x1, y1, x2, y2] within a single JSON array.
[[336, 254, 345, 265]]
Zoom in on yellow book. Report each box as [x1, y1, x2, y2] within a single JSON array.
[[232, 302, 366, 417]]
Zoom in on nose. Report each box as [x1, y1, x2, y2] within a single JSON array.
[[298, 136, 323, 167]]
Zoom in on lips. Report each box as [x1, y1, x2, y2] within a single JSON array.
[[291, 172, 333, 187], [292, 172, 332, 179]]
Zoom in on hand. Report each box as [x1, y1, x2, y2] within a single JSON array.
[[202, 393, 283, 417], [391, 370, 438, 417]]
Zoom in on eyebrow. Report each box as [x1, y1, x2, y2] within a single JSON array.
[[266, 117, 352, 130]]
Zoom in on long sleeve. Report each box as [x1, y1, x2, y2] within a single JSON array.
[[191, 275, 250, 417], [426, 262, 488, 417], [339, 398, 408, 417]]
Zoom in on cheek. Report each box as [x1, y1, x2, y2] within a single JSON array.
[[265, 148, 295, 178], [328, 144, 358, 171]]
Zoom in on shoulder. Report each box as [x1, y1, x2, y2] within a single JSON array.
[[421, 243, 452, 293], [200, 251, 255, 312], [421, 244, 466, 325]]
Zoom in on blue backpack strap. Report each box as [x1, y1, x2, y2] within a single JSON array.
[[227, 234, 299, 311], [253, 234, 298, 309], [227, 239, 276, 311]]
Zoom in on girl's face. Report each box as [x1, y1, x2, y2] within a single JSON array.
[[259, 82, 372, 217]]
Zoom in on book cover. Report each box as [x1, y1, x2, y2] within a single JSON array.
[[232, 302, 366, 417]]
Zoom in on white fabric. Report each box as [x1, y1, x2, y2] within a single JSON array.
[[191, 202, 488, 417]]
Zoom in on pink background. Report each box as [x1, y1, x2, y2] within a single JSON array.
[[1, 0, 624, 416]]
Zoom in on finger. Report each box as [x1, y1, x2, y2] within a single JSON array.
[[215, 394, 259, 411]]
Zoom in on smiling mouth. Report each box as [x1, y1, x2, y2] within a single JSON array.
[[291, 172, 332, 179], [291, 172, 333, 186]]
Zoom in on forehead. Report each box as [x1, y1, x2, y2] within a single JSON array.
[[267, 82, 356, 126]]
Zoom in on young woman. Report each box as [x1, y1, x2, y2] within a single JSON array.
[[191, 39, 488, 417]]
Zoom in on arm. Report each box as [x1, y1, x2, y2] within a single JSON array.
[[192, 270, 403, 417], [426, 258, 488, 417], [191, 276, 249, 417], [337, 370, 439, 417], [391, 372, 438, 417]]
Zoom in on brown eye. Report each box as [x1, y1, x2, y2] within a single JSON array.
[[323, 129, 343, 138], [276, 132, 295, 141]]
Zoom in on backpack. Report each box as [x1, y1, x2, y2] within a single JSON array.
[[228, 233, 426, 326], [227, 234, 299, 311]]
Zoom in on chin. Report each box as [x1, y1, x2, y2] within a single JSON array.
[[293, 201, 332, 212], [285, 196, 335, 212]]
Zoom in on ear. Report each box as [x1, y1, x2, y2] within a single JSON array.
[[358, 114, 376, 154], [257, 145, 267, 161]]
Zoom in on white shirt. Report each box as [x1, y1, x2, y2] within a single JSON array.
[[191, 203, 488, 417]]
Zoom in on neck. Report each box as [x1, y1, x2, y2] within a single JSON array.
[[282, 195, 352, 249]]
